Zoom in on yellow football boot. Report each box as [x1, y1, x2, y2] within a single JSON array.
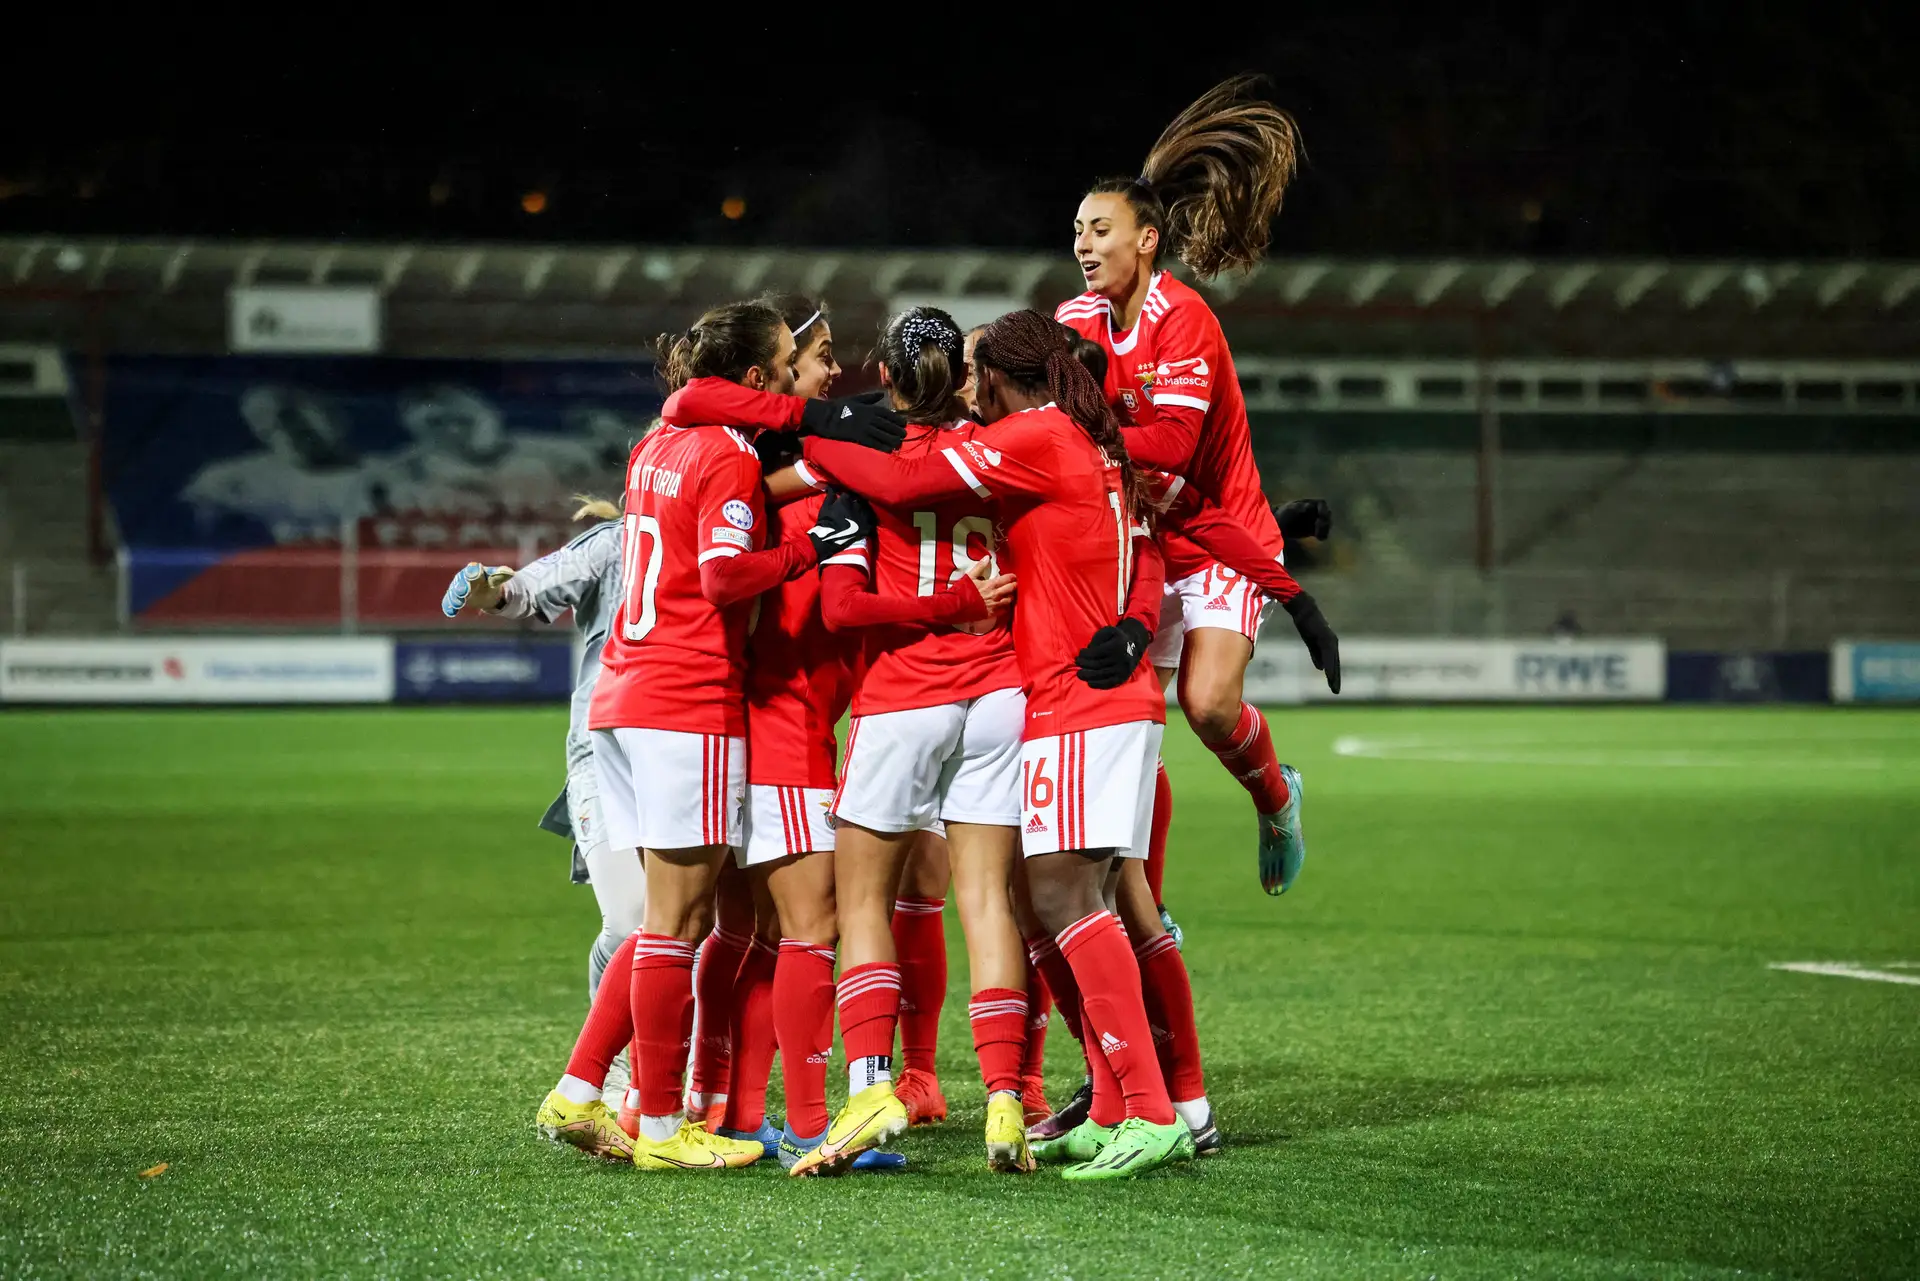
[[535, 1090, 634, 1162], [984, 1091, 1036, 1173], [787, 1081, 909, 1178], [631, 1118, 764, 1171]]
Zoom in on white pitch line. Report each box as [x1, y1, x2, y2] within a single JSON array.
[[1769, 961, 1920, 987]]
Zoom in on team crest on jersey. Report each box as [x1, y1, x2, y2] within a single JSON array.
[[721, 499, 755, 530], [1120, 388, 1139, 412]]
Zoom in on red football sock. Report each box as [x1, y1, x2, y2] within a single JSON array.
[[774, 939, 836, 1138], [836, 961, 902, 1085], [1021, 963, 1052, 1083], [722, 938, 778, 1132], [1135, 932, 1206, 1103], [1056, 911, 1175, 1125], [1146, 760, 1173, 904], [891, 898, 947, 1075], [687, 927, 752, 1102], [629, 933, 697, 1118], [1026, 937, 1083, 1043], [563, 932, 637, 1088], [1200, 702, 1290, 814], [967, 987, 1028, 1096]]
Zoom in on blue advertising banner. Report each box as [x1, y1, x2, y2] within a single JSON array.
[[1666, 651, 1830, 703], [97, 354, 657, 550], [1831, 642, 1920, 703], [393, 640, 574, 703]]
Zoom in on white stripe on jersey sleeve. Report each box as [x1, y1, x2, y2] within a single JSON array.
[[792, 459, 827, 490], [1151, 393, 1211, 411], [1158, 475, 1187, 509], [697, 546, 744, 563], [939, 447, 992, 498], [823, 537, 870, 571]]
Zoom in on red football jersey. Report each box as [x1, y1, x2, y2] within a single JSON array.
[[589, 423, 765, 735], [1056, 272, 1285, 580], [834, 422, 1022, 718], [804, 406, 1163, 738], [744, 492, 858, 788]]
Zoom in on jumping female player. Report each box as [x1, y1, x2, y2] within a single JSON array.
[[585, 299, 898, 1171], [803, 309, 1195, 1182], [1056, 75, 1340, 898]]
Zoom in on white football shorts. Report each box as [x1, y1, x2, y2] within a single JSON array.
[[1146, 560, 1274, 671], [591, 726, 745, 852], [740, 784, 836, 866], [1019, 719, 1165, 859], [831, 685, 1025, 833]]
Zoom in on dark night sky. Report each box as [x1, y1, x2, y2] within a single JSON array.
[[3, 5, 1916, 257]]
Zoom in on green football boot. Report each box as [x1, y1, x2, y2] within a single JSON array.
[[1061, 1117, 1195, 1182], [1031, 1117, 1114, 1165]]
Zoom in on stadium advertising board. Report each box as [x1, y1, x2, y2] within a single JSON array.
[[1296, 637, 1665, 702], [393, 640, 574, 702], [0, 638, 394, 703], [1667, 650, 1830, 702], [229, 286, 383, 354], [1830, 641, 1920, 703]]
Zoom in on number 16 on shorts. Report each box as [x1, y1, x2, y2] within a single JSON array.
[[1018, 721, 1164, 859]]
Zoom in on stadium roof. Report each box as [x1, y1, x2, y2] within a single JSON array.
[[3, 238, 1917, 360]]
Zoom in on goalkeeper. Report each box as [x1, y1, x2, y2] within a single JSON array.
[[440, 498, 642, 1011]]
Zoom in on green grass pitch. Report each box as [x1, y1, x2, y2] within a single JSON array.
[[1, 705, 1916, 1279]]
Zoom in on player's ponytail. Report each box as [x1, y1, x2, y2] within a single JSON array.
[[878, 305, 968, 426], [1088, 74, 1301, 279], [653, 301, 786, 395], [973, 309, 1149, 521], [571, 495, 621, 522]]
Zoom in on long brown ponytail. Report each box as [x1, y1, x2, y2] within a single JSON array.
[[1088, 74, 1301, 279], [972, 309, 1149, 520]]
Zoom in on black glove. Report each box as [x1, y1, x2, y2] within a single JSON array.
[[1273, 498, 1332, 543], [806, 486, 875, 561], [754, 429, 801, 475], [849, 390, 888, 406], [799, 396, 908, 452], [1283, 591, 1341, 694], [1074, 618, 1153, 690]]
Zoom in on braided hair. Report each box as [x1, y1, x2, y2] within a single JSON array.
[[973, 309, 1148, 520], [1087, 74, 1301, 279]]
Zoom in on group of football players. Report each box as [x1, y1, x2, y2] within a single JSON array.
[[444, 76, 1341, 1182]]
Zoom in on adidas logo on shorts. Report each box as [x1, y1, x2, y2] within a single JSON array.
[[1203, 594, 1232, 611], [1100, 1030, 1128, 1054], [1024, 814, 1048, 834]]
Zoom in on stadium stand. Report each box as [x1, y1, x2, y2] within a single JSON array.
[[2, 239, 1914, 647]]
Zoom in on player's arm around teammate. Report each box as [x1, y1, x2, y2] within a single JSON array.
[[809, 310, 1196, 1181], [585, 301, 877, 1173]]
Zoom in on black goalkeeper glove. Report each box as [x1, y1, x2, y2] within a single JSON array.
[[1273, 498, 1332, 543], [799, 395, 908, 452], [806, 486, 875, 561], [1282, 591, 1341, 694], [1074, 618, 1153, 690]]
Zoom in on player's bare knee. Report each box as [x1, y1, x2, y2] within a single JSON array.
[[1181, 690, 1240, 741]]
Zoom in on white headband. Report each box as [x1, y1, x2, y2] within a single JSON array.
[[791, 309, 823, 339]]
